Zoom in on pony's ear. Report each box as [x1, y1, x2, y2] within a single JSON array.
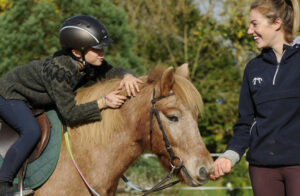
[[160, 67, 175, 96], [176, 63, 190, 80]]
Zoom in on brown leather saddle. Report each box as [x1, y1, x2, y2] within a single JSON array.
[[0, 110, 52, 186], [0, 110, 51, 162]]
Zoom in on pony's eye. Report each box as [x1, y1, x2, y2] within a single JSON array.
[[167, 115, 178, 122]]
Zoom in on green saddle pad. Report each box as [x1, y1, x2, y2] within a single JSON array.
[[0, 110, 61, 189]]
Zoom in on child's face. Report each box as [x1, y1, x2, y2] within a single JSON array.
[[84, 48, 105, 66]]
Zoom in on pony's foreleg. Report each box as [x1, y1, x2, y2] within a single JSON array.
[[107, 178, 119, 196]]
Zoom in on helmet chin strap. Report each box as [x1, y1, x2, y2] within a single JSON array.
[[80, 50, 87, 66], [80, 50, 95, 77]]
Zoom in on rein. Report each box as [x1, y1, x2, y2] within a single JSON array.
[[63, 89, 183, 195]]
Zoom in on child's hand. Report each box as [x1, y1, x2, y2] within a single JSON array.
[[118, 74, 144, 97], [105, 89, 127, 108]]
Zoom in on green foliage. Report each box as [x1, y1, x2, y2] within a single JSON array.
[[125, 156, 167, 183], [0, 0, 59, 74], [0, 0, 142, 76], [197, 52, 241, 152], [219, 0, 259, 74], [0, 0, 12, 13], [112, 0, 206, 69]]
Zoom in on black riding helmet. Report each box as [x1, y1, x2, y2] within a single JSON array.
[[59, 15, 113, 50]]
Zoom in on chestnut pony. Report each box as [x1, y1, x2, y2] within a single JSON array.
[[34, 64, 213, 196]]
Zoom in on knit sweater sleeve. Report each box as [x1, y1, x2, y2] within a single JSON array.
[[42, 58, 101, 126]]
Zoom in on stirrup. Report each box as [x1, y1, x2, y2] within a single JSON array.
[[10, 188, 34, 196]]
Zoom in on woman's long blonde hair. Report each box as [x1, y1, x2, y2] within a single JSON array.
[[251, 0, 299, 43]]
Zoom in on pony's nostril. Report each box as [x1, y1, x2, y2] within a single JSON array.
[[199, 167, 209, 180]]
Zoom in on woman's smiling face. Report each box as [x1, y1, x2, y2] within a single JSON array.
[[247, 9, 280, 49]]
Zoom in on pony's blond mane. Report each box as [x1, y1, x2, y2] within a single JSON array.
[[69, 78, 125, 145], [70, 67, 203, 145]]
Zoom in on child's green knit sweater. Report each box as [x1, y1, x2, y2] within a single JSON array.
[[0, 52, 132, 126]]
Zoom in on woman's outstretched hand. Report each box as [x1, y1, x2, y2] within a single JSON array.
[[210, 157, 232, 180], [118, 74, 144, 97]]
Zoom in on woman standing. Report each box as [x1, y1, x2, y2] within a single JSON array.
[[211, 0, 300, 195]]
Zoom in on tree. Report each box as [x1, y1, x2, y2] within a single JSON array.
[[0, 0, 12, 13], [113, 0, 203, 69], [0, 0, 142, 76]]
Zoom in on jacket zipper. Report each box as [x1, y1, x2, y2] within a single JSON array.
[[272, 65, 279, 85], [272, 49, 286, 86], [249, 120, 256, 135]]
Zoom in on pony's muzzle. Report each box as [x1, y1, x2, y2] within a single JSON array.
[[198, 167, 209, 181]]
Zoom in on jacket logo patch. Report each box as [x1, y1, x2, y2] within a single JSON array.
[[252, 77, 263, 85]]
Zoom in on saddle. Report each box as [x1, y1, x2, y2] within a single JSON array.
[[0, 110, 52, 187], [0, 110, 51, 162]]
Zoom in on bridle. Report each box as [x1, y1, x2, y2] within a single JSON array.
[[139, 88, 183, 195], [121, 88, 188, 195]]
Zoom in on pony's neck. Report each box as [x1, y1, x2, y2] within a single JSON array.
[[121, 85, 154, 145], [69, 84, 153, 189], [105, 84, 154, 171]]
